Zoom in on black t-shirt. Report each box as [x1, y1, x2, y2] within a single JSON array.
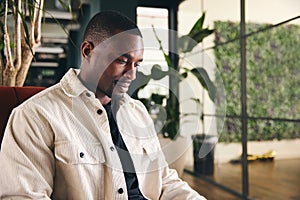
[[103, 102, 147, 200]]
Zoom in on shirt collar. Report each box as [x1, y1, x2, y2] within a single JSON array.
[[60, 68, 136, 108], [119, 93, 136, 109], [60, 68, 88, 97]]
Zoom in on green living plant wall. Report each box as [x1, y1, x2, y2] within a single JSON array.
[[214, 21, 300, 142]]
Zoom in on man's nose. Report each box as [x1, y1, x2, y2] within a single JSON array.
[[124, 63, 136, 80]]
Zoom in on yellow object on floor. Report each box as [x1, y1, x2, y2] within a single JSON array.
[[230, 150, 276, 163]]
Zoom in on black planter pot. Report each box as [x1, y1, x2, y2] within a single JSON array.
[[192, 134, 217, 176]]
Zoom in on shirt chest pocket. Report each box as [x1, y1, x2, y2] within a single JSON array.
[[55, 143, 106, 165], [142, 142, 161, 161], [130, 140, 166, 173]]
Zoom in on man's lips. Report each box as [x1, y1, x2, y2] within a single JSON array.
[[114, 80, 131, 86], [113, 80, 131, 94]]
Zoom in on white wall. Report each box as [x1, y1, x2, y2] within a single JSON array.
[[179, 0, 300, 27]]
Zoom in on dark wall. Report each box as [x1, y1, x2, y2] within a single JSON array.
[[99, 0, 139, 22]]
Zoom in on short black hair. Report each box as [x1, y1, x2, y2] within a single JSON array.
[[83, 10, 142, 46]]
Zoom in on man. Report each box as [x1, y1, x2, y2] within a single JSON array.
[[0, 10, 206, 199]]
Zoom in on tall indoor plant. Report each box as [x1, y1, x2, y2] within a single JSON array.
[[0, 0, 73, 86], [129, 12, 216, 176], [131, 12, 216, 140]]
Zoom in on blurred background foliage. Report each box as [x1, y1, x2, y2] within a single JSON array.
[[214, 21, 300, 142]]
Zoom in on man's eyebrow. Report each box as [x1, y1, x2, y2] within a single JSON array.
[[121, 53, 143, 62]]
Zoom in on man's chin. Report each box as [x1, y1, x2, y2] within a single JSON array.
[[112, 86, 129, 97]]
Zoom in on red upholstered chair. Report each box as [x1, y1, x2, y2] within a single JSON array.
[[0, 86, 45, 146]]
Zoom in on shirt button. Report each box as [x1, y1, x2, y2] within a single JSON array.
[[97, 109, 103, 115], [86, 92, 91, 97], [79, 152, 85, 158], [118, 188, 124, 194], [110, 146, 115, 151]]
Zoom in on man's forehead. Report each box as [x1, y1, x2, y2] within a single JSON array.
[[97, 32, 143, 52]]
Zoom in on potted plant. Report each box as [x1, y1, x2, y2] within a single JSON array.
[[129, 12, 217, 176]]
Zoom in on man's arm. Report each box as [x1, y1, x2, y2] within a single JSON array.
[[160, 167, 207, 200], [0, 105, 54, 199]]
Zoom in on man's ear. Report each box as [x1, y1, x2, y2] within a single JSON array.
[[81, 41, 94, 59]]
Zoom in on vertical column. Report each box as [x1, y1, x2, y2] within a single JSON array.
[[168, 4, 180, 139], [240, 0, 249, 198]]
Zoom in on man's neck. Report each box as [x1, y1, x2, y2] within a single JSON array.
[[77, 73, 111, 105], [95, 91, 111, 106]]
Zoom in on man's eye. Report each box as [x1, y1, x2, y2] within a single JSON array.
[[135, 62, 141, 67], [116, 58, 128, 64]]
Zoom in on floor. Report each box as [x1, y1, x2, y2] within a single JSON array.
[[182, 158, 300, 200]]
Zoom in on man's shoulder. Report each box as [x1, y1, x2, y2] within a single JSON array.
[[16, 83, 63, 111], [124, 94, 148, 112]]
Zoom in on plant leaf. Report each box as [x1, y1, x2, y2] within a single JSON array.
[[180, 28, 214, 54], [152, 26, 173, 67], [178, 12, 214, 54], [189, 12, 206, 36], [190, 67, 216, 101], [177, 35, 192, 54], [181, 71, 188, 79], [151, 64, 168, 80], [190, 28, 215, 44]]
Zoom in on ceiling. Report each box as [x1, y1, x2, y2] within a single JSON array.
[[138, 0, 186, 8]]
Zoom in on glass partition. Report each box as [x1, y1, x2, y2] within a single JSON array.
[[178, 0, 300, 199], [137, 1, 300, 199]]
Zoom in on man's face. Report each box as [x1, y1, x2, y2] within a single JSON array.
[[88, 33, 144, 98]]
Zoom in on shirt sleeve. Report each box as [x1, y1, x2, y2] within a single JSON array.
[[0, 104, 54, 199], [160, 167, 207, 200]]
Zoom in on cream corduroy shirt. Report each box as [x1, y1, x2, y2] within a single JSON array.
[[0, 69, 206, 200]]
